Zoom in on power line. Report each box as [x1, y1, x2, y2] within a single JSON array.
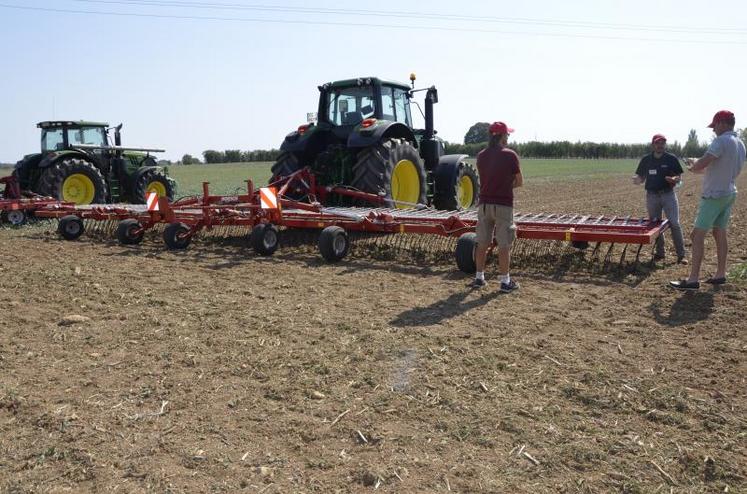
[[72, 0, 747, 36], [1, 2, 747, 45]]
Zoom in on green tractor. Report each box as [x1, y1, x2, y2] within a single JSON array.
[[13, 121, 176, 205], [271, 75, 478, 210]]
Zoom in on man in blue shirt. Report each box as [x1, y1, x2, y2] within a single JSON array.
[[670, 110, 746, 290], [633, 134, 686, 264]]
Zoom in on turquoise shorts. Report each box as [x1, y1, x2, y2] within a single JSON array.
[[694, 194, 737, 230]]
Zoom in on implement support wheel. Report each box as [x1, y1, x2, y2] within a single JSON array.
[[251, 223, 279, 256], [117, 219, 145, 245], [1, 210, 27, 226], [455, 232, 477, 274], [318, 226, 350, 262], [163, 222, 192, 250], [58, 215, 85, 241]]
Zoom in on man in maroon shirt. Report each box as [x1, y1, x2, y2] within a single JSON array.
[[472, 121, 523, 292]]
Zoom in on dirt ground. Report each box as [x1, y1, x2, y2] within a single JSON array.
[[1, 172, 745, 493]]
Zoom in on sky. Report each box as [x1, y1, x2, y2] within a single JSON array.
[[0, 0, 746, 163]]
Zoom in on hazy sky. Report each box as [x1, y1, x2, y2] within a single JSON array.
[[1, 0, 745, 162]]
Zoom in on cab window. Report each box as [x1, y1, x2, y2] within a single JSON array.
[[327, 86, 375, 126], [41, 128, 64, 152]]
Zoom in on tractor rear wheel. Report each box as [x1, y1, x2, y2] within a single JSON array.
[[270, 152, 304, 198], [352, 138, 426, 208], [433, 163, 479, 210], [58, 215, 85, 240], [318, 226, 350, 262], [455, 232, 477, 274], [251, 223, 279, 256], [163, 222, 192, 249], [38, 158, 107, 205], [117, 219, 145, 245], [132, 169, 176, 204]]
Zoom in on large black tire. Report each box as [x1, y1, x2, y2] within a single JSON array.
[[163, 222, 192, 250], [251, 223, 279, 256], [351, 138, 427, 208], [37, 158, 107, 205], [131, 169, 176, 204], [318, 226, 350, 262], [116, 219, 145, 245], [12, 156, 37, 193], [433, 162, 479, 211], [269, 152, 304, 198], [58, 215, 85, 241], [455, 232, 477, 274]]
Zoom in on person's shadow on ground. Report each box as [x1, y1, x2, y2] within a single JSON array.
[[390, 288, 502, 327], [649, 291, 715, 326]]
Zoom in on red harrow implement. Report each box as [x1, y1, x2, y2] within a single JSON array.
[[26, 167, 669, 272]]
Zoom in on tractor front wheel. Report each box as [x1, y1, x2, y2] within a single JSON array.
[[117, 219, 145, 245], [251, 223, 279, 256], [269, 152, 304, 198], [318, 226, 349, 262], [38, 158, 107, 205], [132, 169, 175, 204], [433, 163, 479, 211], [352, 138, 426, 208], [163, 222, 192, 250], [58, 215, 85, 241]]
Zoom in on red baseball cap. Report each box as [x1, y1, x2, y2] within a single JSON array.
[[707, 110, 735, 128], [489, 121, 514, 135], [652, 134, 666, 143]]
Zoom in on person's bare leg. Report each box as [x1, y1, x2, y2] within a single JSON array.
[[497, 246, 510, 276], [712, 227, 728, 279], [688, 228, 707, 282], [475, 243, 490, 273]]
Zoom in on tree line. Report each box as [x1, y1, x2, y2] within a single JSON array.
[[170, 127, 746, 164]]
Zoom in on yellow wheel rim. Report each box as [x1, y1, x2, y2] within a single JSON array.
[[62, 173, 96, 204], [146, 181, 167, 197], [458, 175, 475, 209], [391, 159, 421, 208]]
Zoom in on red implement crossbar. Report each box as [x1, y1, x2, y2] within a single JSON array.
[[28, 176, 668, 247]]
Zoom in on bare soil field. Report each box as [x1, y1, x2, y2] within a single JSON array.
[[1, 173, 745, 493]]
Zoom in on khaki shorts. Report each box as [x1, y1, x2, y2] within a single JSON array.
[[476, 203, 516, 248]]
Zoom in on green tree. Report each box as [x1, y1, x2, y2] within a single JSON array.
[[464, 122, 490, 144], [224, 149, 242, 163], [203, 150, 225, 164], [682, 129, 700, 157], [181, 154, 200, 165], [740, 128, 747, 143]]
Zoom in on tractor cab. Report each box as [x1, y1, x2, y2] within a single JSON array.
[[39, 121, 109, 153], [320, 78, 412, 129]]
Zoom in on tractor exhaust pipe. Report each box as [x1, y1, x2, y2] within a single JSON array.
[[424, 87, 438, 140], [114, 124, 123, 147]]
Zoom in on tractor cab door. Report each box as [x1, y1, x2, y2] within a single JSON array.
[[67, 126, 110, 171], [380, 86, 412, 126]]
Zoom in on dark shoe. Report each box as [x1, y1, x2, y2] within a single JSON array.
[[500, 280, 519, 293], [669, 279, 700, 290], [654, 253, 666, 261], [704, 277, 726, 285], [677, 257, 689, 265], [471, 278, 487, 289]]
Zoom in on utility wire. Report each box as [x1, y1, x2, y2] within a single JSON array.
[[72, 0, 747, 36], [1, 3, 747, 45]]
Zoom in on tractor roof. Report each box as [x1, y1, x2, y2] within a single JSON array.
[[325, 77, 411, 91], [37, 120, 109, 129]]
